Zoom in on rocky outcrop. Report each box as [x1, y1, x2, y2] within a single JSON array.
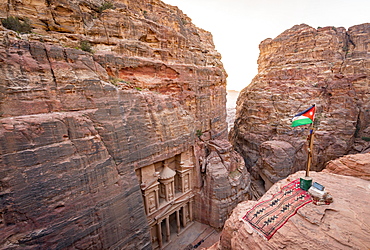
[[256, 140, 305, 191], [230, 24, 370, 191], [0, 0, 247, 249], [216, 171, 370, 250], [193, 138, 251, 228], [323, 152, 370, 181]]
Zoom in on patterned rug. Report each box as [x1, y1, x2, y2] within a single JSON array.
[[242, 179, 312, 240]]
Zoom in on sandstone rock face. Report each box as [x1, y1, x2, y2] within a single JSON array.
[[230, 24, 370, 191], [217, 171, 370, 250], [0, 0, 243, 249], [323, 152, 370, 181], [257, 140, 304, 191], [193, 138, 251, 228]]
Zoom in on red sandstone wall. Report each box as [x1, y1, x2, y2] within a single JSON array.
[[0, 0, 230, 248], [231, 24, 370, 191]]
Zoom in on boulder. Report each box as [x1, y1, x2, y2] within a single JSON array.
[[323, 152, 370, 181], [257, 140, 301, 190]]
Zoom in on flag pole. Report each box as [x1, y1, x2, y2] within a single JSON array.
[[305, 124, 315, 177]]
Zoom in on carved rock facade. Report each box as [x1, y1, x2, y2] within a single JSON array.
[[136, 150, 195, 249], [0, 0, 249, 249]]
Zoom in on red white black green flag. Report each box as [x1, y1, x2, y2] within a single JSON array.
[[291, 104, 315, 127]]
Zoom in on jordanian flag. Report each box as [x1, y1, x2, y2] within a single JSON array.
[[291, 104, 315, 127]]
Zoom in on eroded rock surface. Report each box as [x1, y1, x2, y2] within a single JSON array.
[[216, 171, 370, 250], [256, 140, 304, 190], [323, 152, 370, 181], [0, 0, 247, 249], [193, 138, 251, 228], [230, 24, 370, 192]]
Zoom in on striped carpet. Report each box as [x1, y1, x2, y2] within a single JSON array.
[[242, 179, 312, 240]]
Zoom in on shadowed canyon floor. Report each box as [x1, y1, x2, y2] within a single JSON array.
[[162, 222, 220, 250]]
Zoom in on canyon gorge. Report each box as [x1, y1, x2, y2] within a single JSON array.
[[0, 0, 369, 249], [0, 0, 249, 248]]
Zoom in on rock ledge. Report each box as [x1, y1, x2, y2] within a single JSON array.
[[216, 171, 370, 250]]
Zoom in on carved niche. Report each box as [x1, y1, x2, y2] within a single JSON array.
[[138, 164, 160, 215]]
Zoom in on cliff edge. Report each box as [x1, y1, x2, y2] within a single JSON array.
[[230, 24, 370, 194], [216, 170, 370, 250]]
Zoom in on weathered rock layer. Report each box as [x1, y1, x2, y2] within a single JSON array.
[[323, 152, 370, 181], [193, 138, 250, 228], [230, 24, 370, 192], [0, 0, 248, 249]]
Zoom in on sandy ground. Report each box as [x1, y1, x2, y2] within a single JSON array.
[[163, 221, 221, 250]]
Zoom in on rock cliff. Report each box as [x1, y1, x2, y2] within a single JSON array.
[[216, 171, 370, 250], [193, 139, 251, 229], [230, 24, 370, 192], [0, 0, 248, 249]]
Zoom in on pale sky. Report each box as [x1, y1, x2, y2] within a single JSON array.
[[163, 0, 370, 91]]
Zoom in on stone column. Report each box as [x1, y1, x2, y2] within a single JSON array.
[[182, 206, 187, 227], [150, 226, 157, 246], [155, 189, 159, 208], [188, 170, 192, 191], [171, 181, 175, 198], [178, 161, 185, 182], [176, 210, 180, 234], [184, 173, 189, 192], [189, 200, 193, 222], [165, 216, 170, 242], [157, 222, 162, 249]]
